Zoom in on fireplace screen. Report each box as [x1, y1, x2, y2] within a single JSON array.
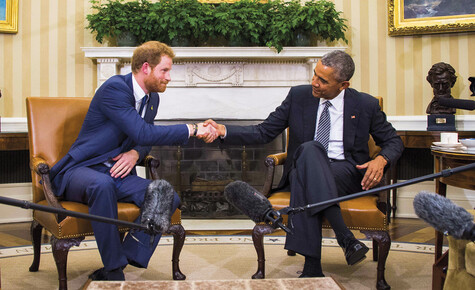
[[150, 132, 284, 219]]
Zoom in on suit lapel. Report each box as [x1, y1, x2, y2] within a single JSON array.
[[343, 89, 360, 151], [303, 89, 319, 142], [144, 92, 159, 123]]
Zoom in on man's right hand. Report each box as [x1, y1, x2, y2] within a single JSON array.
[[203, 119, 226, 137]]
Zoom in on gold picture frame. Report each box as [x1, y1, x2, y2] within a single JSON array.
[[388, 0, 475, 36], [0, 0, 18, 33]]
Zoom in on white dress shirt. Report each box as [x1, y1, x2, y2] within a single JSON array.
[[132, 74, 148, 118], [315, 89, 345, 160]]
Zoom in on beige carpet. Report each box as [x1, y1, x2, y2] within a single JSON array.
[[0, 236, 437, 290]]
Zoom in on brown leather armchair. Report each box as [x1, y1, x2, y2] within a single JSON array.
[[26, 97, 186, 290], [251, 97, 392, 290]]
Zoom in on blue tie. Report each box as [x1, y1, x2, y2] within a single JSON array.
[[138, 95, 149, 116], [314, 101, 332, 152]]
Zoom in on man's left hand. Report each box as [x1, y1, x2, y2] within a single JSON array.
[[356, 155, 387, 190], [110, 149, 140, 178]]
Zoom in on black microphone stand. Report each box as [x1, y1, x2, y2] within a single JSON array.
[[278, 162, 475, 227], [0, 195, 158, 235]]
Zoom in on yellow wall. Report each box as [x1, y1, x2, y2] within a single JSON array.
[[0, 0, 474, 117]]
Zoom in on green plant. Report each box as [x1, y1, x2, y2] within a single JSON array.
[[212, 0, 271, 46], [160, 0, 213, 46], [266, 0, 348, 52], [86, 0, 348, 52], [86, 0, 150, 44]]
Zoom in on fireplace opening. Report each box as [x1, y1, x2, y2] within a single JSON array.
[[150, 124, 284, 219]]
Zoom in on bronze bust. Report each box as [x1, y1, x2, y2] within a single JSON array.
[[426, 62, 457, 115]]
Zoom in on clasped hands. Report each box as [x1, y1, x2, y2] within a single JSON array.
[[189, 119, 225, 143]]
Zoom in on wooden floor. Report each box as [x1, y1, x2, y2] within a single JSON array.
[[0, 217, 441, 249]]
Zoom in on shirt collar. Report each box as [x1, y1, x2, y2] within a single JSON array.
[[132, 74, 147, 103], [321, 89, 345, 110]]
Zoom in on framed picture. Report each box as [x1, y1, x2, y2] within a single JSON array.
[[0, 0, 18, 33], [388, 0, 475, 36]]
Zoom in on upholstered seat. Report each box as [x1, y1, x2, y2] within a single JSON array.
[[26, 97, 185, 290], [251, 97, 392, 290]]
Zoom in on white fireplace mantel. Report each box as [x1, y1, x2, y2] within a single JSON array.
[[82, 46, 345, 61], [82, 46, 345, 120]]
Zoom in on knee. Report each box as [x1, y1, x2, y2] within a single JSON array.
[[296, 141, 326, 159]]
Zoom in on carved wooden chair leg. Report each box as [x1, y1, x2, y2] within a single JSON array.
[[251, 224, 275, 279], [372, 238, 379, 261], [168, 224, 186, 280], [362, 230, 391, 290], [51, 236, 84, 290], [29, 220, 43, 272]]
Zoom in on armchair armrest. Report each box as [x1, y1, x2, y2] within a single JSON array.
[[142, 155, 161, 180], [262, 152, 287, 197], [30, 157, 64, 212]]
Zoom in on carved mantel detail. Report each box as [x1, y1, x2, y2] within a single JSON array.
[[186, 62, 244, 87]]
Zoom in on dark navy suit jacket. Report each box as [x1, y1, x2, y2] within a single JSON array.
[[50, 73, 189, 196], [224, 85, 404, 190]]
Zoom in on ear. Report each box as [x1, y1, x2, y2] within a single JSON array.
[[340, 81, 350, 90], [141, 62, 151, 75]]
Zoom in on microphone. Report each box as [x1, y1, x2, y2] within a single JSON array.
[[224, 181, 291, 233], [438, 97, 475, 111], [413, 191, 475, 241], [141, 179, 176, 234]]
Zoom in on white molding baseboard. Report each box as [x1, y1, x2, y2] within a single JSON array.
[[0, 183, 33, 223]]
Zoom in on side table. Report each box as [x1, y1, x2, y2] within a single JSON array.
[[430, 149, 475, 290]]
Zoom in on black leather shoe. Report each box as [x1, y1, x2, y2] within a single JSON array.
[[344, 239, 369, 265], [89, 267, 125, 281], [88, 268, 106, 280]]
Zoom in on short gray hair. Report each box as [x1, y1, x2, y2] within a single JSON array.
[[320, 50, 355, 82]]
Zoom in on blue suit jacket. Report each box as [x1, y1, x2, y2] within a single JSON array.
[[225, 85, 404, 190], [50, 73, 190, 196]]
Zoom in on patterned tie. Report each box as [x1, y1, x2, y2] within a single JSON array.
[[138, 95, 149, 116], [314, 101, 332, 152]]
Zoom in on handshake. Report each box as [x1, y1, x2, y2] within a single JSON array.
[[188, 119, 225, 143]]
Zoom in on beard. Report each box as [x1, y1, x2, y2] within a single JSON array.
[[144, 74, 168, 93]]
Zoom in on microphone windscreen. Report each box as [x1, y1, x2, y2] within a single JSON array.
[[224, 181, 273, 223], [413, 191, 474, 239], [141, 179, 175, 234], [438, 98, 475, 111]]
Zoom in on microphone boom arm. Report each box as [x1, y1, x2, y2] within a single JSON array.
[[281, 162, 475, 215], [0, 195, 158, 235]]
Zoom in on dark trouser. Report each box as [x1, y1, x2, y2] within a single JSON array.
[[64, 163, 180, 271], [284, 141, 362, 258]]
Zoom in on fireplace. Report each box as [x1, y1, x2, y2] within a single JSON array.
[[82, 47, 340, 219], [150, 121, 285, 218]]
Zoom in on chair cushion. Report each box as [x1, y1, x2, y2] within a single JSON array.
[[268, 191, 387, 230], [34, 200, 182, 239]]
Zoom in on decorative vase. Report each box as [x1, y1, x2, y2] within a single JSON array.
[[116, 31, 137, 47], [293, 31, 311, 46]]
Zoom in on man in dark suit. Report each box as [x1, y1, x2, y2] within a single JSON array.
[[207, 50, 403, 277], [50, 41, 216, 281]]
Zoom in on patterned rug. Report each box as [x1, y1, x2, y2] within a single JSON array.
[[0, 236, 440, 289]]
